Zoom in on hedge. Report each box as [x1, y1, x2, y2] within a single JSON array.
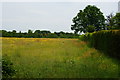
[[80, 30, 120, 59]]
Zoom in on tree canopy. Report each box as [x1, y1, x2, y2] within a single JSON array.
[[113, 13, 120, 29], [106, 13, 115, 29], [71, 5, 106, 33], [106, 12, 120, 30]]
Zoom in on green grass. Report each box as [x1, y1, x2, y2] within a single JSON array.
[[2, 38, 120, 78]]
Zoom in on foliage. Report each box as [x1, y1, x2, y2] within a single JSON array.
[[71, 5, 106, 33], [2, 57, 16, 78], [0, 30, 2, 37], [113, 13, 120, 29], [86, 25, 95, 33], [106, 13, 120, 30], [80, 30, 120, 59], [1, 30, 79, 38], [106, 13, 115, 29]]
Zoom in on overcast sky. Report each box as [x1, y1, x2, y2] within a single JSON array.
[[1, 2, 119, 32]]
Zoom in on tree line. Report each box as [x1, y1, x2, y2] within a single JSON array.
[[1, 5, 120, 38], [0, 30, 79, 38]]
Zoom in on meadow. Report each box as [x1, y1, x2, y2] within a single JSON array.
[[1, 38, 120, 78]]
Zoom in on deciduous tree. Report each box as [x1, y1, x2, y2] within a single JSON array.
[[71, 5, 105, 33]]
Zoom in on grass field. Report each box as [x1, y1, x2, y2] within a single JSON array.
[[1, 38, 120, 78]]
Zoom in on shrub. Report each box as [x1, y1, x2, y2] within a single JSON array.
[[2, 57, 16, 78], [80, 30, 120, 59]]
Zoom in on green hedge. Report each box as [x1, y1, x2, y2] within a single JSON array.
[[80, 30, 120, 59]]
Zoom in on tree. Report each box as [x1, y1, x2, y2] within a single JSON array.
[[27, 30, 33, 38], [106, 13, 115, 29], [28, 30, 33, 34], [34, 30, 41, 34], [2, 30, 7, 37], [12, 30, 17, 37], [34, 30, 41, 38], [71, 5, 106, 33], [0, 30, 2, 37], [113, 13, 120, 29], [40, 30, 51, 34], [12, 30, 16, 33]]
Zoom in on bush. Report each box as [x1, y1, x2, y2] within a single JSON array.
[[2, 57, 16, 78], [80, 30, 120, 59]]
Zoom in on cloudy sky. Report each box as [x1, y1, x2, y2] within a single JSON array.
[[1, 1, 119, 32]]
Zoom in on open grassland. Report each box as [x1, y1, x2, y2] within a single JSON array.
[[1, 38, 120, 78]]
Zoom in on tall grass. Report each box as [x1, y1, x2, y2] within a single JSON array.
[[1, 38, 120, 78]]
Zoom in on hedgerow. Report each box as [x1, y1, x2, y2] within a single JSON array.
[[80, 30, 120, 59]]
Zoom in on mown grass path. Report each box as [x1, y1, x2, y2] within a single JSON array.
[[2, 38, 120, 78]]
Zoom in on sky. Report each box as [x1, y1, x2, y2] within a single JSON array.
[[0, 1, 120, 33]]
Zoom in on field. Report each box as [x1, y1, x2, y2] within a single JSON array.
[[1, 38, 120, 78]]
